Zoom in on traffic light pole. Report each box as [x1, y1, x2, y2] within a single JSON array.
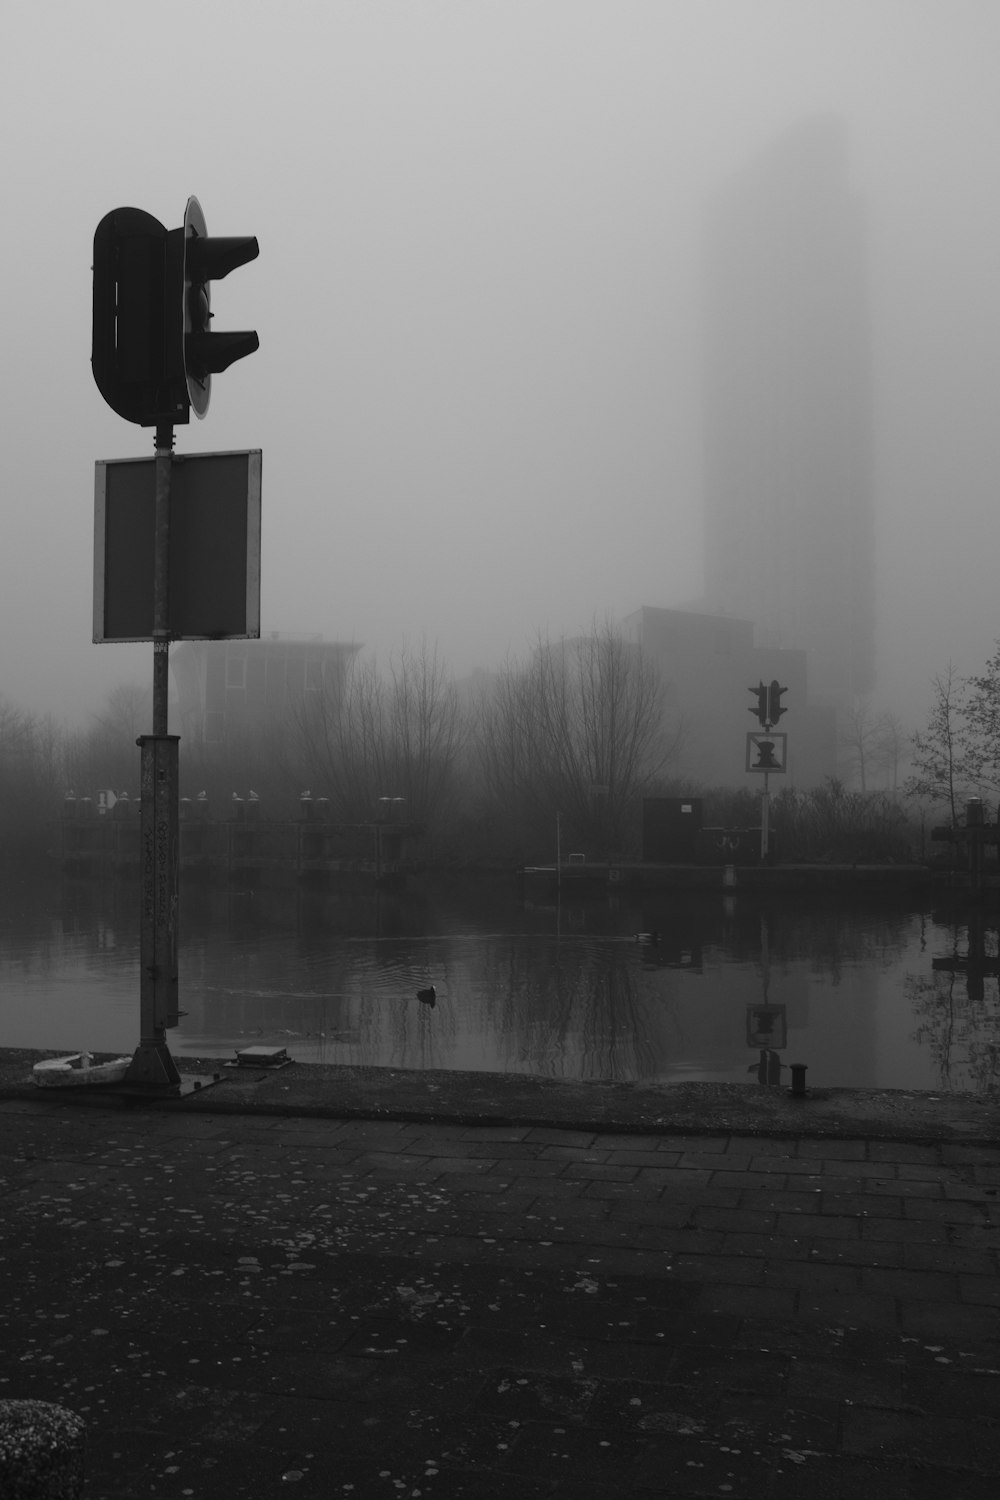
[[123, 422, 182, 1089], [92, 197, 260, 1092], [760, 770, 770, 863]]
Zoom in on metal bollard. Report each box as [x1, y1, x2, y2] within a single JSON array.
[[789, 1063, 808, 1097]]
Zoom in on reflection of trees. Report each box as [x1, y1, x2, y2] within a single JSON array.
[[709, 899, 914, 987], [485, 937, 666, 1083], [908, 916, 1000, 1092], [906, 969, 1000, 1093]]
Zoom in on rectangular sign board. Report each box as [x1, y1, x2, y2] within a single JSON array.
[[94, 450, 261, 642]]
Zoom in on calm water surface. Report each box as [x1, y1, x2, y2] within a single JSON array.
[[1, 875, 997, 1093]]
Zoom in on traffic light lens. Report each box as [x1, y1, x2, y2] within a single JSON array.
[[192, 285, 210, 334]]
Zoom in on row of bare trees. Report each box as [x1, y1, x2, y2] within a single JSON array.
[[904, 647, 1000, 827], [288, 621, 678, 862], [12, 622, 672, 868], [47, 620, 1000, 868]]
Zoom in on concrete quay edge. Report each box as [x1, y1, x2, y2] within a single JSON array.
[[2, 1047, 997, 1144]]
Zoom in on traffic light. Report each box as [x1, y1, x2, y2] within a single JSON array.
[[753, 738, 780, 771], [768, 680, 788, 725], [174, 196, 259, 419], [749, 682, 768, 727], [92, 207, 185, 426], [93, 198, 258, 426]]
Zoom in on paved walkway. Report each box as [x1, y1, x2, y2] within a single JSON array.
[[1, 1088, 999, 1498]]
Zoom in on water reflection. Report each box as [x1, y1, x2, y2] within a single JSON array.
[[905, 907, 1000, 1093], [0, 875, 996, 1092]]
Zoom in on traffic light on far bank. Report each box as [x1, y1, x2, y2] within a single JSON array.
[[768, 680, 788, 725], [92, 198, 258, 426], [749, 682, 768, 728]]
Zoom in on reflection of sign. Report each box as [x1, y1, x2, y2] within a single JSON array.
[[746, 1004, 787, 1048], [94, 450, 262, 642], [746, 732, 787, 774]]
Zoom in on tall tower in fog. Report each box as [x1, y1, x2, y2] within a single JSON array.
[[701, 116, 875, 706]]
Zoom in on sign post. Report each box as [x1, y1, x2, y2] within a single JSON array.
[[93, 446, 261, 1090], [745, 730, 788, 862], [120, 421, 179, 1087], [92, 196, 260, 1092]]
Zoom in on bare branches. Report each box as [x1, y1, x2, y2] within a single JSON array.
[[476, 619, 671, 857], [903, 664, 970, 826], [292, 640, 466, 828]]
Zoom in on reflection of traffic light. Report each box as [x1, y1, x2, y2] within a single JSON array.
[[174, 196, 259, 419], [749, 682, 768, 727], [768, 680, 788, 724], [754, 738, 780, 770]]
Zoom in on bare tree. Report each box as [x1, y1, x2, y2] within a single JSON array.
[[872, 712, 906, 795], [0, 698, 65, 862], [293, 641, 466, 830], [839, 697, 881, 792], [477, 619, 673, 858], [62, 681, 151, 797], [903, 664, 971, 828], [961, 641, 1000, 802]]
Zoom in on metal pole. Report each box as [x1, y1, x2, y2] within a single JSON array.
[[760, 770, 770, 863], [123, 422, 181, 1089], [151, 424, 172, 736]]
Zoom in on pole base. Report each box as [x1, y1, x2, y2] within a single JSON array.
[[123, 1041, 182, 1090]]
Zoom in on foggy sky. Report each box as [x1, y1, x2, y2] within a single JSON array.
[[1, 0, 998, 733]]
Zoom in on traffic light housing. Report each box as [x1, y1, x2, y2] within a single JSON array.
[[92, 207, 185, 426], [175, 197, 259, 419], [749, 682, 768, 727], [93, 198, 258, 426], [768, 680, 788, 725]]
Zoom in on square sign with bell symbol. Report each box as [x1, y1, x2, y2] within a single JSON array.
[[746, 731, 788, 773]]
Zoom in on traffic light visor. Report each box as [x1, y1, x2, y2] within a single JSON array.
[[182, 196, 259, 418]]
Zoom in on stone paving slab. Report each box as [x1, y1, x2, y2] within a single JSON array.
[[1, 1067, 1000, 1499]]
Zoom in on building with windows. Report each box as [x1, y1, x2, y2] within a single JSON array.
[[171, 634, 360, 745], [701, 116, 875, 710]]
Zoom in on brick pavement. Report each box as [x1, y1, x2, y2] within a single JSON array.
[[1, 1096, 999, 1498]]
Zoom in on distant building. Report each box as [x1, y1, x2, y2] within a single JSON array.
[[701, 116, 875, 709], [171, 634, 360, 745], [623, 604, 837, 787]]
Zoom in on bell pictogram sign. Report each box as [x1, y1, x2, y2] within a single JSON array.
[[746, 731, 787, 774]]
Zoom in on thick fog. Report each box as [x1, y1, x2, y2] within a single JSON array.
[[1, 0, 997, 735]]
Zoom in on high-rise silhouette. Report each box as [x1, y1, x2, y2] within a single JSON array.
[[701, 116, 875, 708]]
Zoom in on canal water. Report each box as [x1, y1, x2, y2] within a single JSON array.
[[0, 875, 996, 1094]]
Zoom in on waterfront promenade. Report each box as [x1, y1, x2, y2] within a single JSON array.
[[1, 1052, 998, 1498]]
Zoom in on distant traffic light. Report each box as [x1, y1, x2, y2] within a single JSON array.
[[768, 680, 788, 725], [749, 682, 768, 728], [173, 197, 259, 419], [93, 198, 258, 426], [753, 738, 780, 771]]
